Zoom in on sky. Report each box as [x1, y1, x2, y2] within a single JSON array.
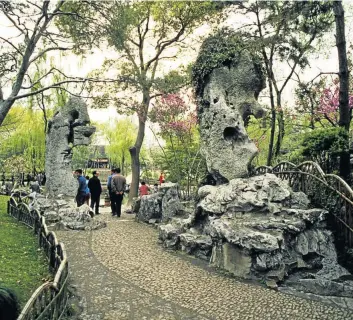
[[1, 2, 353, 148]]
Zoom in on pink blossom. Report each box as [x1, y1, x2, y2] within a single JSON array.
[[318, 78, 353, 124]]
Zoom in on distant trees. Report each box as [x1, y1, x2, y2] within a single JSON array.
[[58, 1, 219, 202], [100, 119, 137, 176], [0, 106, 46, 173]]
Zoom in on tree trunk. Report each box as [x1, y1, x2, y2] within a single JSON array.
[[129, 145, 140, 203], [0, 100, 15, 127], [333, 1, 351, 182], [274, 94, 284, 158], [267, 79, 276, 166], [122, 153, 125, 176], [128, 102, 148, 204], [275, 110, 285, 157]]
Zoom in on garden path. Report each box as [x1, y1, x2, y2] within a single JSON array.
[[57, 208, 352, 320]]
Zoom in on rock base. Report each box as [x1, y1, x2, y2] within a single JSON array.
[[29, 194, 106, 231], [157, 174, 353, 309]]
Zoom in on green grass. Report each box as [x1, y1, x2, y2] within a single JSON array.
[[0, 195, 51, 305]]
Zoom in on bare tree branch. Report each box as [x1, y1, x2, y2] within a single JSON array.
[[29, 46, 74, 64]]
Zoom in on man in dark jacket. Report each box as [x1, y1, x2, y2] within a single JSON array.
[[88, 171, 102, 215]]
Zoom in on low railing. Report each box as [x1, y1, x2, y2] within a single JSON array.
[[7, 195, 69, 320], [253, 161, 353, 248]]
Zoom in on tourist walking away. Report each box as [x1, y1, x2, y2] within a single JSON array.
[[75, 169, 86, 207], [85, 176, 90, 205], [111, 168, 126, 217], [153, 183, 159, 193], [107, 168, 117, 215], [139, 181, 150, 196], [88, 171, 102, 215]]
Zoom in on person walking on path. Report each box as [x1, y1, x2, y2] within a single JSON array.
[[75, 169, 86, 207], [88, 171, 102, 215], [111, 168, 126, 217], [107, 168, 117, 215]]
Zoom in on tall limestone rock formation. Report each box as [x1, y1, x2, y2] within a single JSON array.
[[45, 97, 95, 196], [192, 30, 265, 183]]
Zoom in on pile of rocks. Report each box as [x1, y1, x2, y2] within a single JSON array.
[[135, 183, 191, 224], [157, 174, 353, 309], [29, 194, 106, 231]]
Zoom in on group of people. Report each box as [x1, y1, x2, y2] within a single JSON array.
[[138, 172, 166, 196], [73, 169, 103, 215], [73, 169, 165, 216]]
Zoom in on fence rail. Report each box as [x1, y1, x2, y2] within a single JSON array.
[[253, 161, 353, 248], [7, 195, 69, 320]]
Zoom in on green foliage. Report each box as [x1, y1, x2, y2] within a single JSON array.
[[151, 127, 206, 191], [99, 119, 137, 175], [149, 94, 206, 193], [0, 196, 51, 305], [192, 28, 264, 99], [58, 1, 219, 109], [0, 106, 47, 173], [301, 127, 348, 158], [72, 146, 93, 170]]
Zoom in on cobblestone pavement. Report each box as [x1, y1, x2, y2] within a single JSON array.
[[59, 209, 353, 320]]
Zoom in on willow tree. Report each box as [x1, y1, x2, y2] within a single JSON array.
[[0, 1, 86, 127], [100, 119, 137, 176], [59, 1, 219, 202], [0, 106, 46, 173]]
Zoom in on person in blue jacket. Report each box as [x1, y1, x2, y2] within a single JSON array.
[[74, 169, 87, 207]]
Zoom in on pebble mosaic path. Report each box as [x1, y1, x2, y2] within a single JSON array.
[[57, 209, 353, 320]]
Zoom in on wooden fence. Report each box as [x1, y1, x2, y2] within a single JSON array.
[[253, 161, 353, 248], [7, 194, 69, 320]]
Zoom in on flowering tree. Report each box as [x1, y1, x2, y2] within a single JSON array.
[[150, 94, 197, 137], [318, 77, 353, 126], [149, 93, 205, 198]]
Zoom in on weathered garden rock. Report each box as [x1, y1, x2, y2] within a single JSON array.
[[158, 217, 192, 249], [45, 97, 96, 196], [193, 31, 265, 183], [179, 233, 213, 261], [136, 183, 184, 223], [161, 183, 183, 222], [210, 242, 252, 278], [28, 194, 105, 231], [136, 193, 163, 222], [58, 204, 106, 230], [158, 173, 353, 307], [43, 210, 61, 223]]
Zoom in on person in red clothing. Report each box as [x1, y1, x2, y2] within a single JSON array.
[[159, 172, 165, 185], [139, 181, 150, 196]]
